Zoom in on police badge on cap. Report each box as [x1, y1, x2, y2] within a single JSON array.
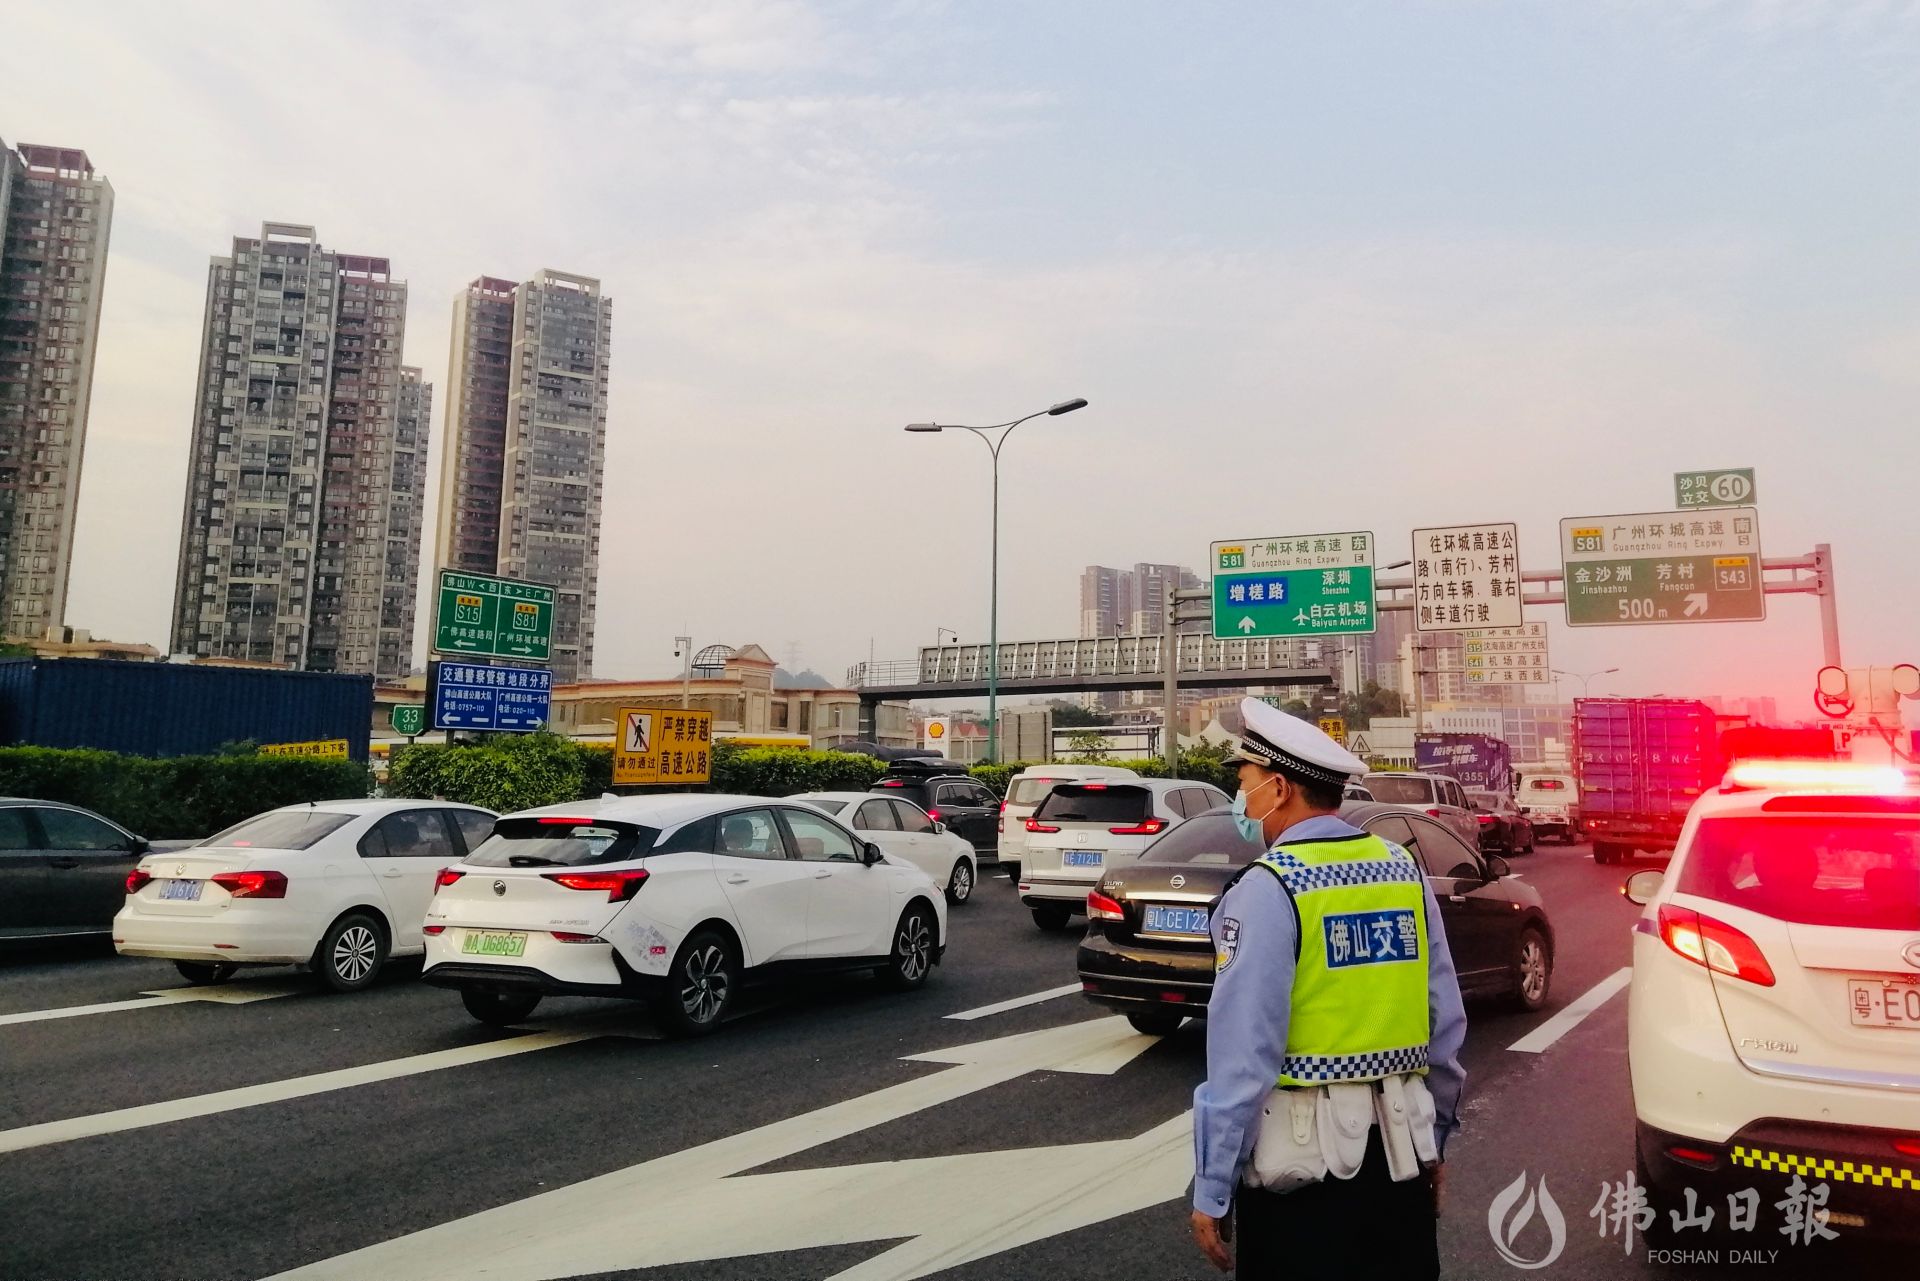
[[1233, 698, 1367, 785]]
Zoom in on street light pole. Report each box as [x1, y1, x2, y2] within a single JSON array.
[[905, 398, 1087, 763], [1550, 667, 1620, 700]]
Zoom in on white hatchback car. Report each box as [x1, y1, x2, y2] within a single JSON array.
[[423, 794, 948, 1035], [1626, 761, 1920, 1243], [789, 792, 978, 904], [996, 764, 1141, 883], [114, 800, 498, 991], [1018, 778, 1231, 931]]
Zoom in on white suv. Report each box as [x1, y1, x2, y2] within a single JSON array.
[[997, 764, 1141, 882], [1625, 760, 1920, 1243], [423, 795, 948, 1035], [1018, 778, 1230, 931]]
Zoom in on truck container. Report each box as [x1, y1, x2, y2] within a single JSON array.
[[1413, 732, 1513, 794], [1574, 698, 1721, 864], [0, 659, 373, 761]]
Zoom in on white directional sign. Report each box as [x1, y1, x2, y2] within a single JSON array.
[[1411, 522, 1524, 631], [267, 1016, 1182, 1281], [1463, 623, 1550, 685]]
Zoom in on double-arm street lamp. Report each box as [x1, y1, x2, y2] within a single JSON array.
[[1551, 667, 1620, 700], [905, 398, 1089, 762]]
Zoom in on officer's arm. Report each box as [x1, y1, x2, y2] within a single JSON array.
[[1191, 871, 1296, 1217], [1420, 875, 1469, 1155]]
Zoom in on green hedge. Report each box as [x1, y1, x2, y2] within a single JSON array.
[[0, 746, 371, 839]]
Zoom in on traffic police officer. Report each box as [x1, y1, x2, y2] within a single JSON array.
[[1191, 698, 1468, 1277]]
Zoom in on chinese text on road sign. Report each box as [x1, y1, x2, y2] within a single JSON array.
[[615, 708, 714, 786], [1463, 624, 1550, 685], [1411, 523, 1523, 631], [260, 739, 349, 760], [1674, 468, 1756, 510], [433, 569, 556, 663], [1210, 532, 1376, 639], [430, 662, 553, 732], [1560, 508, 1764, 627]]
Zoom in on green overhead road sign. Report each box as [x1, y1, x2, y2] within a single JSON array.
[[1560, 507, 1765, 627], [434, 569, 555, 662], [1675, 467, 1756, 509], [390, 705, 425, 737], [1211, 532, 1376, 639]]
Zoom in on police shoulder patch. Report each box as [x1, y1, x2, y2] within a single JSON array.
[[1215, 916, 1242, 972]]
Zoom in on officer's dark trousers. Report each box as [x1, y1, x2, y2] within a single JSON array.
[[1234, 1131, 1439, 1280]]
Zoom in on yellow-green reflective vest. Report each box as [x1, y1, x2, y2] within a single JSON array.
[[1253, 832, 1431, 1088]]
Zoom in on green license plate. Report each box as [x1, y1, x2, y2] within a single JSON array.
[[461, 930, 528, 958]]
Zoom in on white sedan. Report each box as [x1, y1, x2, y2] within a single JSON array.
[[790, 791, 979, 904], [114, 799, 497, 991], [423, 794, 947, 1034]]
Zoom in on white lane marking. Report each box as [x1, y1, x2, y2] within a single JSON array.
[[0, 1030, 592, 1154], [1507, 967, 1632, 1054], [943, 983, 1083, 1021], [266, 1016, 1165, 1281], [0, 980, 304, 1026]]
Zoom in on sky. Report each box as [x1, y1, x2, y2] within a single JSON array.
[[4, 0, 1918, 713]]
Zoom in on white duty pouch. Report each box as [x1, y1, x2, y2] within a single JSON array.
[[1317, 1082, 1374, 1180], [1246, 1087, 1325, 1193], [1374, 1074, 1441, 1182]]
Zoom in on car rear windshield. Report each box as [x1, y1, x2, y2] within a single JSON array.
[[1466, 791, 1501, 810], [203, 810, 356, 850], [801, 798, 848, 815], [1675, 816, 1920, 931], [464, 817, 659, 868], [1007, 778, 1067, 807], [1032, 784, 1150, 824], [1136, 813, 1264, 865], [1524, 778, 1568, 792], [1365, 776, 1437, 806]]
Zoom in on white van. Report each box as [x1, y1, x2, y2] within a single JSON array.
[[1517, 771, 1579, 843], [996, 764, 1142, 881]]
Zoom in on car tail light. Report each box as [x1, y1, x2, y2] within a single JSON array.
[[1657, 904, 1776, 986], [1425, 808, 1443, 818], [1159, 991, 1189, 1002], [1026, 818, 1060, 833], [537, 816, 595, 825], [1893, 1139, 1920, 1160], [212, 870, 289, 899], [422, 924, 445, 935], [1665, 1145, 1719, 1169], [551, 931, 602, 943], [434, 867, 465, 892], [126, 869, 152, 894], [542, 868, 649, 902], [1477, 815, 1496, 826], [1082, 784, 1108, 790], [1087, 889, 1125, 921], [1108, 819, 1167, 835], [927, 809, 941, 823], [999, 802, 1007, 813]]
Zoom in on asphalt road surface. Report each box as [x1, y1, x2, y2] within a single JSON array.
[[1, 843, 1896, 1281]]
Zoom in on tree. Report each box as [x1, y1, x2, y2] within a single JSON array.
[[1339, 681, 1405, 727], [1048, 700, 1114, 728], [1064, 729, 1113, 761], [1279, 699, 1314, 722]]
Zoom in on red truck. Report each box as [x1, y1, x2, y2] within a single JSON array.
[[1574, 698, 1835, 864]]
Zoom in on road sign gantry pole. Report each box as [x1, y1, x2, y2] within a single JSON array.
[[1163, 586, 1212, 772]]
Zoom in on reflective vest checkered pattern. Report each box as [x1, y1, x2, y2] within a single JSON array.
[[1254, 833, 1432, 1088]]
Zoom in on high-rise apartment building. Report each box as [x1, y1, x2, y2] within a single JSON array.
[[1078, 565, 1132, 638], [0, 142, 112, 638], [171, 223, 429, 678], [435, 270, 611, 684]]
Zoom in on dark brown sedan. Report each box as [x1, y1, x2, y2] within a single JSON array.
[[1076, 803, 1555, 1035]]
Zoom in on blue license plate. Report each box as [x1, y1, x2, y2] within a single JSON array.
[[1063, 850, 1103, 868], [1143, 905, 1209, 935], [160, 879, 202, 902]]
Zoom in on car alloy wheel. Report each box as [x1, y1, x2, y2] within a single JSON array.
[[681, 941, 732, 1025], [947, 859, 973, 904], [333, 925, 379, 983], [1512, 928, 1551, 1011], [882, 905, 935, 990], [314, 912, 386, 993]]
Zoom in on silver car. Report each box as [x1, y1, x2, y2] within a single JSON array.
[[1359, 771, 1482, 846]]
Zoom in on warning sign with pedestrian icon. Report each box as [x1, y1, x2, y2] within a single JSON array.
[[624, 711, 653, 754], [614, 708, 713, 786]]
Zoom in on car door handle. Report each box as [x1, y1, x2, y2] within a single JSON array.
[[383, 869, 403, 879], [1447, 894, 1467, 903], [49, 858, 79, 869], [725, 873, 750, 884], [814, 870, 832, 879]]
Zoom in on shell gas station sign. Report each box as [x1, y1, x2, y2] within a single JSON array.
[[922, 716, 951, 751]]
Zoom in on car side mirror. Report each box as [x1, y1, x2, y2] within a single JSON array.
[[863, 841, 884, 866], [1484, 855, 1512, 880], [931, 821, 947, 835], [129, 836, 149, 855], [1623, 869, 1665, 905]]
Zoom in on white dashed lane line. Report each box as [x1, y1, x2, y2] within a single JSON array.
[[1506, 967, 1632, 1054]]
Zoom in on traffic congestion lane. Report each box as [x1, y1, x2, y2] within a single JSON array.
[[0, 841, 1790, 1281]]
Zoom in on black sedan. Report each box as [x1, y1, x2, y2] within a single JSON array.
[[1077, 802, 1554, 1036], [0, 798, 155, 944], [1465, 789, 1536, 855]]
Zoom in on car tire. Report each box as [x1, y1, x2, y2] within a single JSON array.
[[653, 929, 736, 1037], [1593, 842, 1616, 865], [1127, 1011, 1184, 1037], [174, 960, 237, 986], [1031, 904, 1073, 932], [945, 859, 974, 905], [313, 912, 386, 993], [1003, 861, 1020, 884], [460, 987, 542, 1027], [1636, 1147, 1681, 1248], [1509, 926, 1552, 1012], [880, 902, 937, 991]]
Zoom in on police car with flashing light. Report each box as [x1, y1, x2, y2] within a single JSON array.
[[1625, 760, 1920, 1243]]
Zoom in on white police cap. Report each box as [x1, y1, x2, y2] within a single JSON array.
[[1233, 696, 1367, 785]]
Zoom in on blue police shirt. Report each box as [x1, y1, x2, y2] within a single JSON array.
[[1191, 813, 1469, 1217]]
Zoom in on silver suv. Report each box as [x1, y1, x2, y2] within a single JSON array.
[[1359, 771, 1481, 846]]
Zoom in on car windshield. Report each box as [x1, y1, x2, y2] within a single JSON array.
[[1136, 813, 1264, 865], [800, 797, 848, 815], [1033, 785, 1150, 824], [1675, 815, 1920, 931], [465, 817, 659, 868], [1365, 776, 1437, 806], [202, 809, 355, 850]]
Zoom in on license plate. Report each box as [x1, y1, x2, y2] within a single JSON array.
[[461, 930, 528, 959], [1848, 978, 1920, 1029], [1063, 850, 1103, 868], [159, 879, 201, 902], [1143, 905, 1209, 935]]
